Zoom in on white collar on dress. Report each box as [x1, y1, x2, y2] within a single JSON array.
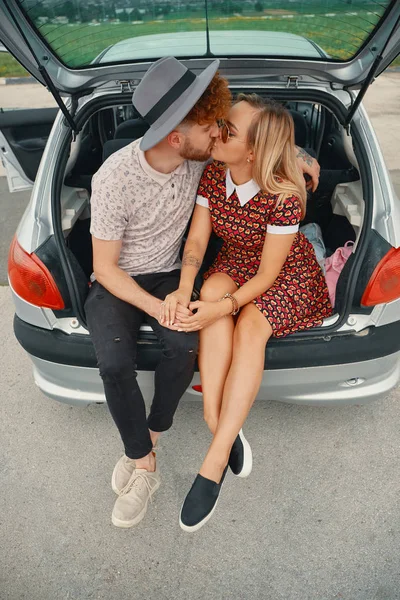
[[137, 145, 188, 186], [226, 169, 261, 207]]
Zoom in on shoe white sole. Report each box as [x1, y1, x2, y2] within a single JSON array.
[[179, 496, 220, 533], [179, 472, 228, 533], [111, 480, 160, 528], [235, 429, 253, 479]]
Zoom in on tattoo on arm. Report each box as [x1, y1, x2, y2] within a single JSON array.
[[296, 147, 313, 167], [182, 250, 201, 270]]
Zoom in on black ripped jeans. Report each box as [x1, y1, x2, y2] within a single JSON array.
[[85, 270, 198, 459]]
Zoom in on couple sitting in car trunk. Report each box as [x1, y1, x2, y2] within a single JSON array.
[[85, 56, 332, 532]]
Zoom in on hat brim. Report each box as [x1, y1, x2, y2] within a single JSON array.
[[139, 60, 220, 151]]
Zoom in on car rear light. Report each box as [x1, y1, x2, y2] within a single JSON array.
[[192, 385, 203, 393], [361, 247, 400, 307], [8, 236, 65, 310]]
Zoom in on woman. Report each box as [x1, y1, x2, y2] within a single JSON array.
[[161, 95, 332, 532]]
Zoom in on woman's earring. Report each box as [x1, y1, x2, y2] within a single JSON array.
[[246, 158, 252, 163]]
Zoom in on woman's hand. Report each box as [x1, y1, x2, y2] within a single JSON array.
[[160, 288, 192, 326], [174, 300, 229, 332]]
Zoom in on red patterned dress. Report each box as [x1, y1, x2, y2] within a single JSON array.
[[196, 162, 332, 338]]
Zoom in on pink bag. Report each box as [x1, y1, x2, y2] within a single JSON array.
[[325, 241, 354, 307]]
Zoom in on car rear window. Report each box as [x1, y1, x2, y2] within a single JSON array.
[[18, 0, 393, 68]]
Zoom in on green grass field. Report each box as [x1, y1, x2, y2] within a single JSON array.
[[1, 7, 399, 78], [0, 53, 33, 78], [39, 11, 383, 66]]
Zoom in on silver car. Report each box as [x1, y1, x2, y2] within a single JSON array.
[[1, 0, 400, 407]]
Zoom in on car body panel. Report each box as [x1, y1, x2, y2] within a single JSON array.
[[28, 352, 400, 408], [97, 31, 324, 63], [13, 109, 68, 251], [371, 299, 400, 328], [356, 103, 400, 249], [11, 289, 57, 330]]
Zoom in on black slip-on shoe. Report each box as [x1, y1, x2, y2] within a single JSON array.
[[179, 466, 228, 532], [228, 429, 253, 478]]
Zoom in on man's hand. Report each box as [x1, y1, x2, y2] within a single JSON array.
[[160, 287, 193, 327], [295, 147, 320, 192]]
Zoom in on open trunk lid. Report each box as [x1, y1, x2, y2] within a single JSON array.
[[0, 0, 399, 97]]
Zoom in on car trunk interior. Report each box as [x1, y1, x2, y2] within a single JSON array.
[[54, 89, 365, 332]]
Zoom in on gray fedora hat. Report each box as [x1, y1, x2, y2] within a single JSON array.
[[132, 56, 220, 151]]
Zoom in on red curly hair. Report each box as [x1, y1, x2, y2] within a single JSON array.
[[183, 72, 231, 125]]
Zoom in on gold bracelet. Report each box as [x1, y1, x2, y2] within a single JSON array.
[[218, 293, 239, 316]]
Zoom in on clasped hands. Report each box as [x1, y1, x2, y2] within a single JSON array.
[[158, 288, 228, 332]]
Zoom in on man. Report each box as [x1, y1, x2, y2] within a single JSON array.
[[85, 56, 320, 529]]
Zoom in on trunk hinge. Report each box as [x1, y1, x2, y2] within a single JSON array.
[[345, 13, 400, 128], [286, 76, 299, 89], [118, 80, 135, 93]]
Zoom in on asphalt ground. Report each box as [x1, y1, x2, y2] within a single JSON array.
[[1, 285, 400, 600]]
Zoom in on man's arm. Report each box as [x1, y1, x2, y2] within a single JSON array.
[[295, 146, 320, 192], [92, 237, 162, 320]]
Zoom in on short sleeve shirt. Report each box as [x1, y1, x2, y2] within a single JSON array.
[[90, 139, 206, 276], [196, 164, 302, 235]]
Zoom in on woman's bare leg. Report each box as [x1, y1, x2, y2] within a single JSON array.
[[198, 273, 238, 434], [199, 303, 273, 482]]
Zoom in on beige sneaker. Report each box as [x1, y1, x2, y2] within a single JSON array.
[[111, 455, 136, 495], [111, 446, 159, 494], [111, 465, 160, 528]]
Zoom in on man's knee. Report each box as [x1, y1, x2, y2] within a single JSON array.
[[97, 352, 136, 383], [164, 330, 199, 358]]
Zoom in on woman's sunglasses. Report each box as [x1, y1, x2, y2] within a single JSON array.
[[218, 120, 233, 143], [218, 120, 246, 144]]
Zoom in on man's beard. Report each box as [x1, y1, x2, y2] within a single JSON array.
[[179, 137, 214, 162]]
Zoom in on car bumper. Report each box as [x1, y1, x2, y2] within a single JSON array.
[[14, 314, 400, 408], [28, 351, 400, 407]]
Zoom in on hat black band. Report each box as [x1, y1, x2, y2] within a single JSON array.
[[140, 69, 197, 126]]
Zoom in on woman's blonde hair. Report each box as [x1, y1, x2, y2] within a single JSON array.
[[236, 93, 307, 217]]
